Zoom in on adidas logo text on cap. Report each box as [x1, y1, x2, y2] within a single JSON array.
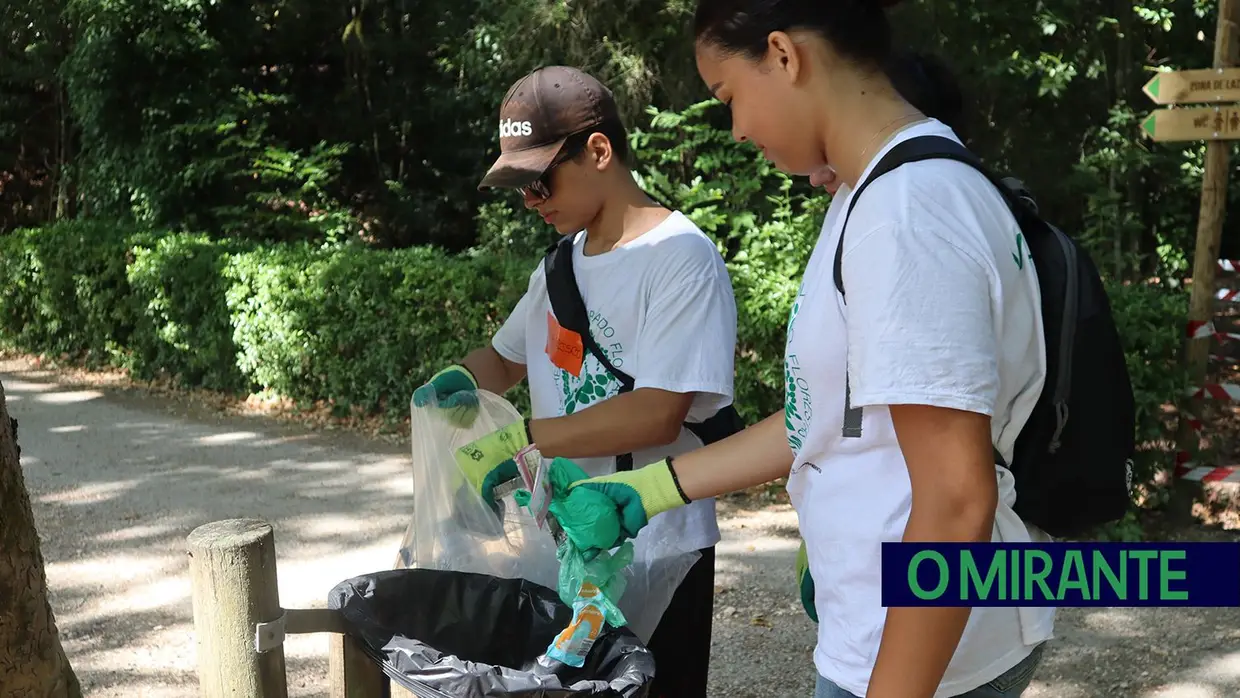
[[499, 118, 533, 139]]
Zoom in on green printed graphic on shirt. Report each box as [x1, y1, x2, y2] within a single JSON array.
[[784, 287, 812, 453], [555, 310, 625, 416], [1012, 231, 1034, 270]]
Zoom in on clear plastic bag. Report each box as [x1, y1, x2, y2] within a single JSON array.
[[395, 389, 560, 591], [613, 533, 701, 644], [395, 388, 703, 644]]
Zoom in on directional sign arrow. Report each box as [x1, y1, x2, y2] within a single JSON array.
[[1145, 75, 1162, 102], [1142, 105, 1240, 142], [1143, 68, 1240, 105]]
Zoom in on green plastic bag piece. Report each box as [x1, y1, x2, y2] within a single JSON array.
[[514, 457, 632, 628], [514, 457, 623, 554], [555, 536, 632, 628]]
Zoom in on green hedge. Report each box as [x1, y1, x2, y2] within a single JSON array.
[[0, 221, 533, 417], [128, 232, 253, 391], [0, 218, 1188, 485], [225, 242, 529, 413], [0, 221, 139, 364]]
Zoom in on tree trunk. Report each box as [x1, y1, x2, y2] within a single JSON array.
[[0, 380, 82, 697]]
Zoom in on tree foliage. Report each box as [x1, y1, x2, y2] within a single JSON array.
[[3, 0, 1237, 268]]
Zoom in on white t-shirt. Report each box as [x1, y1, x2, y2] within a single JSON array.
[[784, 119, 1057, 697], [492, 210, 738, 554]]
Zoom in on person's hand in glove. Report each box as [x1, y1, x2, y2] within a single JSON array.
[[412, 364, 479, 428], [453, 419, 531, 507], [796, 539, 818, 623], [564, 457, 691, 557]]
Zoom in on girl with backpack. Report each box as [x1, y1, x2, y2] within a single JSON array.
[[561, 1, 1056, 696]]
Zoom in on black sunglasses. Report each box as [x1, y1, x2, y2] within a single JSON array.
[[518, 132, 592, 200]]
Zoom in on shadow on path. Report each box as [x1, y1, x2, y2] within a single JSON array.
[[5, 366, 413, 697]]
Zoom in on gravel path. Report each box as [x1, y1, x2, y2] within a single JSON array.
[[4, 358, 1239, 698]]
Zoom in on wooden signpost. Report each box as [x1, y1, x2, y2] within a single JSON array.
[[1144, 0, 1240, 520]]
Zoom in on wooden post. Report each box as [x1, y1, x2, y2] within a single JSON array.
[[390, 682, 417, 697], [1173, 0, 1240, 520], [328, 633, 388, 698], [188, 519, 288, 698]]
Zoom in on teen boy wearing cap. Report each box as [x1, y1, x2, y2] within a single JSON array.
[[412, 65, 738, 697]]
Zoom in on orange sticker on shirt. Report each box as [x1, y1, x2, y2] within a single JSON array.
[[546, 311, 585, 377]]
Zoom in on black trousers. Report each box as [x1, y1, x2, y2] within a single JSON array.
[[644, 546, 716, 698]]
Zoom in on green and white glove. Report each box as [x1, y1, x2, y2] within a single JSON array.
[[796, 539, 818, 623], [412, 364, 479, 428], [453, 419, 530, 507], [566, 458, 691, 552]]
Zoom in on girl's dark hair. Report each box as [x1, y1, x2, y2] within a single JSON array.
[[694, 0, 907, 68], [885, 50, 966, 137], [694, 0, 966, 137]]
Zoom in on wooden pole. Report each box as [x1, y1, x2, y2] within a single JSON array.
[[328, 633, 389, 698], [188, 519, 288, 698], [390, 682, 417, 697], [1173, 0, 1240, 520]]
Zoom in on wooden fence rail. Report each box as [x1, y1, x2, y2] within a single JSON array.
[[187, 517, 400, 698]]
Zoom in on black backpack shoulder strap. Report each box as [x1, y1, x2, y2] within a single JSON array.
[[542, 234, 635, 391], [830, 135, 1017, 466], [541, 234, 747, 464], [542, 235, 640, 471], [833, 135, 1028, 301]]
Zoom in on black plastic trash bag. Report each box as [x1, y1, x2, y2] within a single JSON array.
[[327, 568, 656, 698]]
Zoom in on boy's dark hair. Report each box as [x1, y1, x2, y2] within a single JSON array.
[[595, 118, 631, 164], [562, 117, 631, 168]]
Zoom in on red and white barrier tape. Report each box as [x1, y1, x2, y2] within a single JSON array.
[[1174, 451, 1240, 482], [1172, 272, 1240, 480], [1190, 383, 1240, 401], [1175, 462, 1240, 483], [1186, 320, 1240, 342], [1189, 320, 1212, 339]]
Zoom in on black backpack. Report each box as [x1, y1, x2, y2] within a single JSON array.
[[833, 135, 1136, 538], [541, 234, 746, 471]]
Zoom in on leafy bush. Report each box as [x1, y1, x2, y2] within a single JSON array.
[[1106, 279, 1190, 483], [0, 224, 539, 418], [225, 242, 533, 415], [0, 221, 137, 365], [127, 233, 253, 391]]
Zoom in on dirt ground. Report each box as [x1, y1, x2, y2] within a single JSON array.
[[3, 355, 1240, 698]]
